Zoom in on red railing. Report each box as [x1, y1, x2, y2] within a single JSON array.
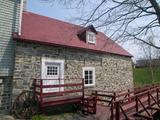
[[34, 78, 84, 108], [91, 83, 160, 119], [92, 83, 160, 107], [92, 90, 116, 106], [110, 86, 160, 120]]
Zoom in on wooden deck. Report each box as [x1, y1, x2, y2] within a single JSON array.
[[94, 83, 160, 120], [34, 78, 85, 108], [34, 78, 160, 120], [95, 104, 111, 120]]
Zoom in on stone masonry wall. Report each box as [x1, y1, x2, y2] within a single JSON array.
[[0, 76, 12, 114], [13, 41, 133, 98]]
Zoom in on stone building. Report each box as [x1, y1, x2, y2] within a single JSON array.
[[12, 12, 133, 98], [0, 0, 133, 114]]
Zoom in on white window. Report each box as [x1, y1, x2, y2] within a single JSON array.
[[47, 66, 59, 76], [83, 67, 95, 87], [86, 31, 96, 44]]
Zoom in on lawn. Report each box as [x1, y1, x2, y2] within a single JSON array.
[[133, 67, 160, 86]]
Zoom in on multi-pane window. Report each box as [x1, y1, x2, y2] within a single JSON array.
[[47, 66, 58, 75], [83, 67, 95, 86], [86, 31, 96, 44]]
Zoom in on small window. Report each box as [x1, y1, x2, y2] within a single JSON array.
[[83, 67, 95, 87], [47, 66, 58, 75], [86, 31, 96, 44]]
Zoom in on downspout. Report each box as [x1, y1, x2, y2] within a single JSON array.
[[18, 0, 24, 35]]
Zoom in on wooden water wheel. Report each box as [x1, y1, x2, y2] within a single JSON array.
[[12, 90, 39, 119]]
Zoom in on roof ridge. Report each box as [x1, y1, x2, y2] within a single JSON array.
[[23, 11, 109, 36], [24, 11, 83, 28]]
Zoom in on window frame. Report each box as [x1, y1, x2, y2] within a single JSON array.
[[41, 57, 64, 79], [86, 31, 96, 44], [82, 67, 95, 87], [46, 65, 59, 76]]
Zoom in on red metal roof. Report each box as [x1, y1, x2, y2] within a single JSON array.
[[13, 12, 132, 57]]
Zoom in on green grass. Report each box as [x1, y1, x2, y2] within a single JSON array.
[[32, 115, 46, 120], [133, 68, 160, 86]]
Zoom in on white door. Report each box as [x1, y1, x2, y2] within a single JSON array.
[[41, 58, 64, 93]]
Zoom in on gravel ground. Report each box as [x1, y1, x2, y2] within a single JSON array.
[[0, 115, 15, 120]]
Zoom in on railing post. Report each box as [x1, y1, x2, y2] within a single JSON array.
[[114, 92, 116, 101], [128, 89, 131, 102], [93, 94, 97, 114], [136, 96, 138, 113], [58, 77, 60, 91], [148, 91, 151, 107], [34, 79, 36, 94], [110, 102, 114, 120], [128, 89, 130, 97], [115, 101, 120, 120], [40, 79, 43, 109], [82, 78, 85, 100], [157, 88, 159, 103], [95, 90, 98, 100]]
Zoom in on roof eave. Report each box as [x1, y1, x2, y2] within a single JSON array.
[[13, 34, 132, 58]]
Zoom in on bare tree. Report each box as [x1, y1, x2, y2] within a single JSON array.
[[140, 36, 160, 82], [45, 0, 160, 49]]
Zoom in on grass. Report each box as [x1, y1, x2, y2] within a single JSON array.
[[133, 67, 160, 86], [32, 115, 46, 120]]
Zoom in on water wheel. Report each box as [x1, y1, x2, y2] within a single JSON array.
[[12, 90, 39, 119]]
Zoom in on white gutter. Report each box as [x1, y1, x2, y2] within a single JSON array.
[[18, 0, 24, 35]]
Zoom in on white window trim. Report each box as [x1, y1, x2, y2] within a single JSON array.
[[41, 57, 65, 92], [86, 31, 96, 44], [83, 67, 95, 87]]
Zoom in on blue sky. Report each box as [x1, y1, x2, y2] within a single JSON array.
[[27, 0, 77, 22]]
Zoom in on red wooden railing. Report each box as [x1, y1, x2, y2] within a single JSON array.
[[34, 78, 84, 108], [92, 83, 160, 120], [92, 83, 160, 106], [92, 90, 116, 106], [110, 86, 160, 120]]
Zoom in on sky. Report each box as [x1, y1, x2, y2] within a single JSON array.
[[27, 0, 77, 21], [26, 0, 155, 61]]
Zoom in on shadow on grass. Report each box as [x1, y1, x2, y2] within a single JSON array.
[[41, 103, 81, 116], [32, 103, 83, 120]]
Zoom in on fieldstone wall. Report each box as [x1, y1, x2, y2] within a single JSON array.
[[0, 76, 12, 114], [13, 41, 133, 98]]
